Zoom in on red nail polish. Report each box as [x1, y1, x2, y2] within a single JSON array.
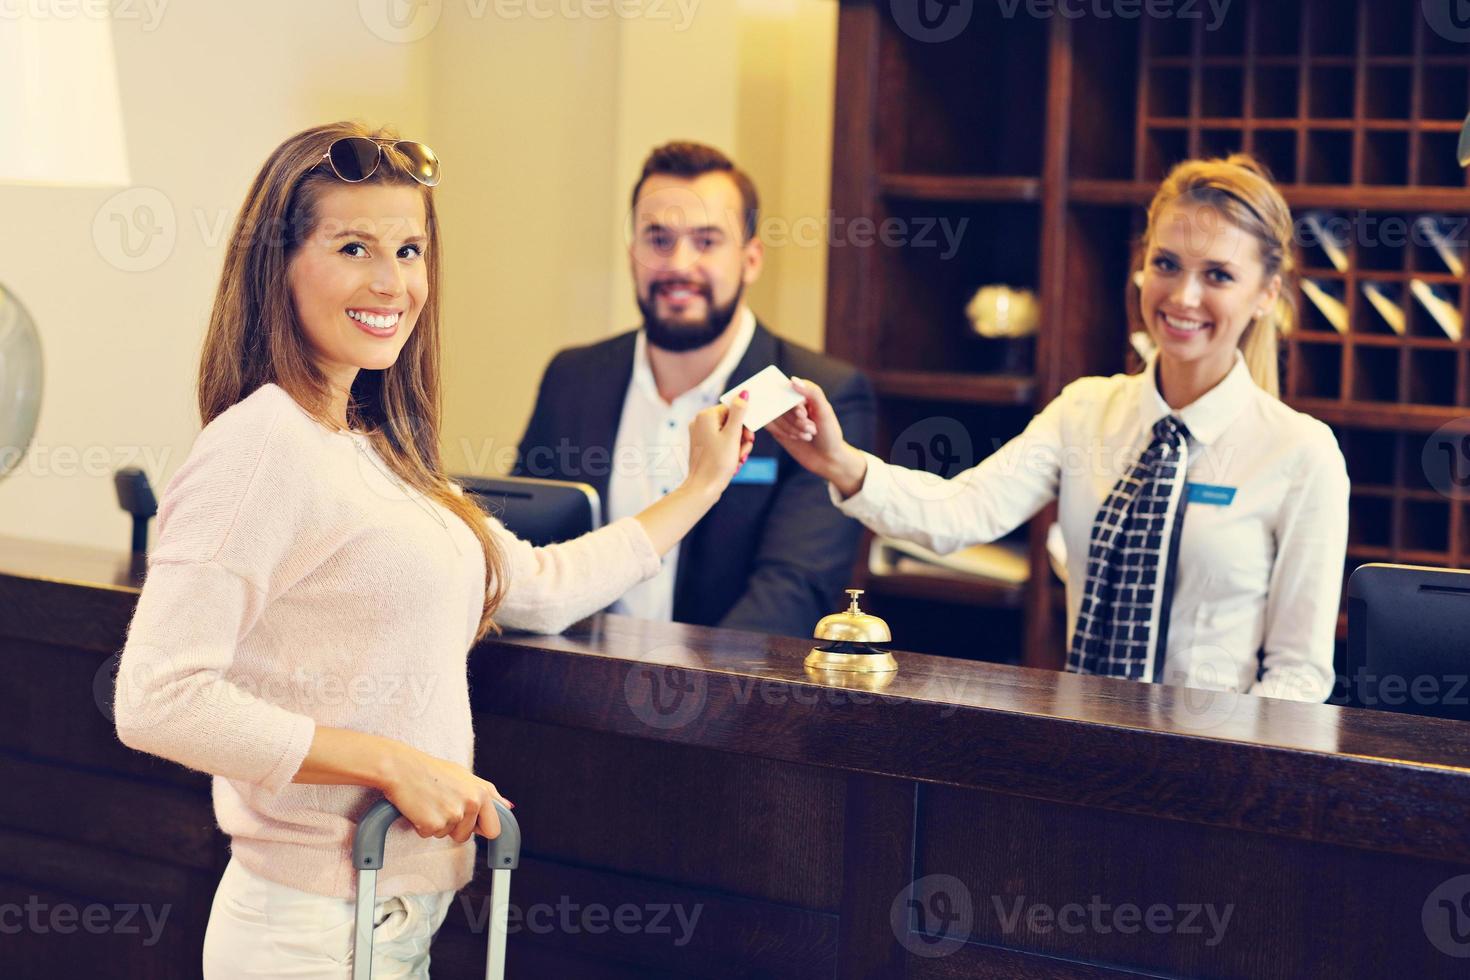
[[739, 390, 749, 400]]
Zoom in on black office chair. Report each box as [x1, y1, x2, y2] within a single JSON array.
[[1345, 563, 1470, 721], [454, 474, 601, 547]]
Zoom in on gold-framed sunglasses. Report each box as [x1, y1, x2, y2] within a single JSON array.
[[322, 136, 441, 187]]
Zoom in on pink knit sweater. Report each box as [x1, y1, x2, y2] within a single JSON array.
[[114, 383, 661, 898]]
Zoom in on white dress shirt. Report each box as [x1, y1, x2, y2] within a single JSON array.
[[607, 308, 757, 622], [833, 351, 1350, 702]]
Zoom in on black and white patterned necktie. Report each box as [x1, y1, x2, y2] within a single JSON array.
[[1066, 415, 1191, 681]]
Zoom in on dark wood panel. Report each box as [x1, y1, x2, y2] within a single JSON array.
[[871, 0, 1048, 176], [436, 856, 838, 979], [1069, 178, 1470, 211], [0, 828, 210, 907], [1053, 204, 1136, 383], [878, 174, 1043, 202], [1288, 399, 1470, 433], [1024, 16, 1079, 672], [862, 570, 1025, 610], [475, 715, 845, 911], [0, 636, 204, 791], [915, 784, 1470, 979], [834, 773, 915, 979], [0, 826, 215, 980], [908, 944, 1158, 979], [431, 932, 699, 980], [870, 370, 1037, 406], [0, 880, 206, 980], [0, 570, 138, 653], [0, 750, 220, 871], [824, 0, 883, 366]]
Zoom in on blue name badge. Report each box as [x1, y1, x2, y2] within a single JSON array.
[[730, 457, 778, 486], [1186, 482, 1237, 506]]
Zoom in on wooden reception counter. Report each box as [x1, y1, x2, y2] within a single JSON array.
[[4, 535, 1470, 978]]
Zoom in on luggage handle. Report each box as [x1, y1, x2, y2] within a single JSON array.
[[351, 797, 521, 980], [354, 797, 521, 871]]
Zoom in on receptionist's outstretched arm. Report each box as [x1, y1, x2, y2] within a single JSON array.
[[770, 376, 1070, 555]]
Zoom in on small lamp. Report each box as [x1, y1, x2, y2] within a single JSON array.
[[0, 14, 131, 187], [0, 13, 131, 484]]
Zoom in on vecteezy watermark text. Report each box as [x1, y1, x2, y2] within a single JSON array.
[[460, 895, 702, 947], [0, 442, 172, 482], [623, 650, 970, 733], [0, 897, 171, 947], [358, 0, 700, 44], [891, 875, 1235, 958], [890, 0, 1233, 44], [997, 0, 1232, 31], [993, 894, 1234, 947], [0, 0, 169, 31], [1335, 669, 1470, 711], [104, 657, 440, 723]]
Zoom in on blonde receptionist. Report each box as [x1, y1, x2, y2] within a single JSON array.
[[770, 155, 1349, 703]]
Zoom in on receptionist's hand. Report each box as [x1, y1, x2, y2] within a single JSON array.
[[769, 377, 868, 499]]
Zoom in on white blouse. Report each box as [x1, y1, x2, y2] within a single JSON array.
[[607, 308, 757, 622], [834, 352, 1350, 702]]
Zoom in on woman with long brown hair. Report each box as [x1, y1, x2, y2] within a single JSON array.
[[770, 154, 1349, 704], [113, 121, 752, 977]]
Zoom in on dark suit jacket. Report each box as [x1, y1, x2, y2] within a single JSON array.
[[514, 321, 875, 638]]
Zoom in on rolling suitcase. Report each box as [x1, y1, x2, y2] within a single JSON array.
[[351, 797, 521, 980]]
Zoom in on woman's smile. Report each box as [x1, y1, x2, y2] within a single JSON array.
[[1158, 308, 1212, 341], [346, 307, 403, 337]]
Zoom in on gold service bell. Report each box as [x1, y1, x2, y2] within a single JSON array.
[[804, 589, 897, 673]]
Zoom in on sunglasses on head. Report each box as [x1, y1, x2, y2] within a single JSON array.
[[322, 136, 441, 187]]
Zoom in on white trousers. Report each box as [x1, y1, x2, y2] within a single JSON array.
[[202, 857, 456, 979]]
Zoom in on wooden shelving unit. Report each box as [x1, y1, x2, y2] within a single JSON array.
[[861, 571, 1025, 609], [826, 0, 1470, 666], [878, 174, 1044, 203], [869, 370, 1036, 406]]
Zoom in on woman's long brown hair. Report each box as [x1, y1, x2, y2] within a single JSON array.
[[198, 121, 507, 640]]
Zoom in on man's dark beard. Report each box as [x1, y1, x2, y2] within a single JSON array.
[[638, 280, 744, 353]]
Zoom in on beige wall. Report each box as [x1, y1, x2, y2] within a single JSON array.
[[0, 0, 837, 550], [738, 0, 838, 351], [438, 0, 838, 477]]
